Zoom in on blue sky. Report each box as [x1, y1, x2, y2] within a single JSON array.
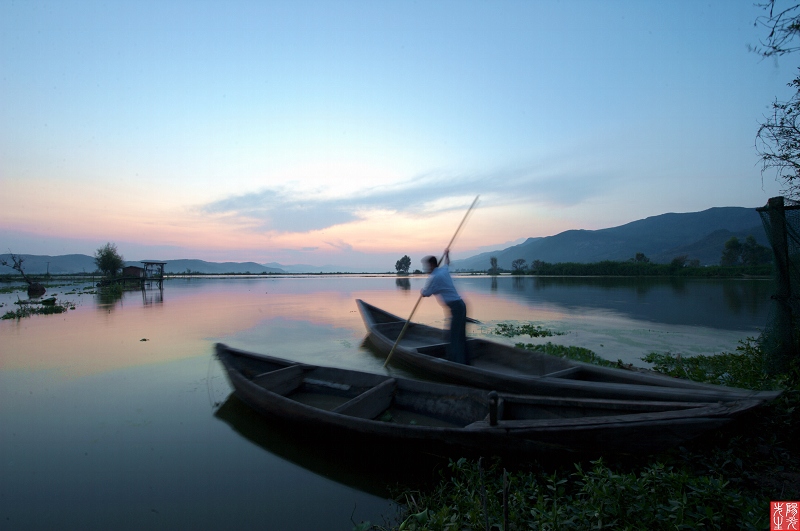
[[0, 0, 795, 270]]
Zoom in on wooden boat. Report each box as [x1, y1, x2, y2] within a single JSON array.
[[216, 343, 765, 456], [356, 299, 781, 403]]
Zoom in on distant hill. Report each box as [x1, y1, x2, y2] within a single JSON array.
[[450, 207, 768, 271], [262, 262, 355, 274], [143, 259, 285, 275], [0, 254, 97, 275], [0, 255, 286, 275]]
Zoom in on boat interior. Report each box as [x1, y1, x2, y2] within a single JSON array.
[[370, 316, 693, 386], [225, 349, 711, 430]]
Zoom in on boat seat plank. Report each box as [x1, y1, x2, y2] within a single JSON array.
[[542, 367, 582, 379], [333, 378, 397, 419], [252, 365, 305, 395]]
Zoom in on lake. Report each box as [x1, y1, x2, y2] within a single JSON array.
[[0, 275, 772, 530]]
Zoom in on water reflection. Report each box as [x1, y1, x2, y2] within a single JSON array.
[[395, 277, 411, 290], [214, 394, 439, 498], [0, 276, 774, 378], [95, 285, 125, 307], [513, 276, 525, 291], [142, 285, 164, 305], [458, 276, 771, 331]]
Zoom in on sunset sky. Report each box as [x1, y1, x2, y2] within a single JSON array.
[[1, 1, 794, 271]]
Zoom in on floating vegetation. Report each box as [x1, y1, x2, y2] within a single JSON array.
[[0, 285, 25, 294], [515, 341, 618, 368], [493, 322, 564, 338], [642, 338, 776, 390], [2, 300, 71, 320]]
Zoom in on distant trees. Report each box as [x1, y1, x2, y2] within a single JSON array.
[[632, 252, 650, 263], [467, 257, 768, 277], [721, 236, 772, 266], [395, 255, 411, 275], [721, 237, 743, 266], [512, 258, 527, 274], [94, 242, 124, 278], [489, 256, 499, 276], [670, 255, 688, 269], [741, 236, 773, 265]]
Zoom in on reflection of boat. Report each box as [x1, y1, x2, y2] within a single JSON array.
[[356, 299, 781, 403], [216, 343, 765, 456], [214, 394, 441, 497]]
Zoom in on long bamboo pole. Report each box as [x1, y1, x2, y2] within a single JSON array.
[[383, 195, 479, 368]]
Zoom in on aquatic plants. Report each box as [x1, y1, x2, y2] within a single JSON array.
[[1, 299, 71, 320], [492, 322, 564, 338], [642, 338, 776, 390], [515, 341, 619, 368]]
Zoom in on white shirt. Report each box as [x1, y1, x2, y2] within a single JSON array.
[[420, 265, 461, 304]]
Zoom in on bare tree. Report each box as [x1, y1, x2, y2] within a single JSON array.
[[751, 1, 800, 58], [0, 251, 46, 297], [753, 1, 800, 197], [757, 73, 800, 197]]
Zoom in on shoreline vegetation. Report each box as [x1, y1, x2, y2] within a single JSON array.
[[0, 262, 773, 281], [359, 328, 799, 531]]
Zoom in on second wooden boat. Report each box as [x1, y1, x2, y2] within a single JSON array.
[[356, 299, 781, 404]]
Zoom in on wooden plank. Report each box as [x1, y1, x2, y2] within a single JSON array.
[[541, 366, 582, 379], [252, 365, 304, 395], [333, 378, 397, 419]]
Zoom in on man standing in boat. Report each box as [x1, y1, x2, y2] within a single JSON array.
[[420, 249, 468, 364]]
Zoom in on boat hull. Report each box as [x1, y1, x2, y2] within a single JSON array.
[[356, 299, 781, 403]]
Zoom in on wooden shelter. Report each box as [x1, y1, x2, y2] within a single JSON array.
[[142, 261, 166, 280]]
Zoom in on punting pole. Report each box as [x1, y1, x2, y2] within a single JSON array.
[[383, 195, 479, 368]]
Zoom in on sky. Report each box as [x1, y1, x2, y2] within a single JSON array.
[[1, 0, 797, 271]]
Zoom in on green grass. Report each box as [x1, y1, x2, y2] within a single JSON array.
[[373, 457, 765, 531]]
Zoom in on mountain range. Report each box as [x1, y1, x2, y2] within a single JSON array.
[[1, 206, 768, 275], [449, 206, 767, 271]]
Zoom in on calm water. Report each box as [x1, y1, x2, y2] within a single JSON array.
[[0, 275, 772, 530]]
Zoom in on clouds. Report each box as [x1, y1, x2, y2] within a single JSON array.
[[201, 187, 358, 232], [197, 161, 615, 235]]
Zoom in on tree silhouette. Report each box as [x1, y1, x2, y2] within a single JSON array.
[[95, 242, 124, 278], [489, 256, 499, 275], [395, 255, 411, 274], [512, 258, 527, 274]]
